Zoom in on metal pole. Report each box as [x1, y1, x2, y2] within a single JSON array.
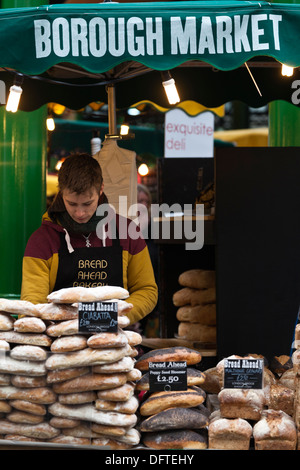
[[107, 84, 117, 136]]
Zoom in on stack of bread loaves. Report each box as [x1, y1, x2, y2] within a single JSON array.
[[207, 354, 297, 450], [291, 324, 300, 449], [0, 287, 143, 449], [135, 346, 210, 449], [173, 269, 216, 345]]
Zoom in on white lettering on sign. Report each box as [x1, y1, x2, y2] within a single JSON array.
[[170, 13, 282, 54], [164, 109, 214, 158], [34, 17, 163, 58], [34, 13, 282, 59]]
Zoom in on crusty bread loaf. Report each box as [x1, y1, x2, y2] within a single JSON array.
[[0, 385, 56, 404], [35, 303, 78, 321], [95, 396, 139, 414], [49, 417, 80, 429], [266, 383, 295, 416], [50, 335, 87, 353], [9, 399, 47, 416], [0, 330, 52, 347], [13, 317, 46, 333], [7, 410, 44, 425], [10, 345, 47, 362], [0, 299, 39, 317], [218, 388, 265, 421], [92, 356, 135, 374], [0, 355, 47, 376], [87, 329, 128, 349], [90, 423, 128, 437], [45, 345, 130, 370], [176, 304, 216, 325], [0, 373, 11, 386], [173, 287, 216, 307], [11, 375, 47, 389], [178, 269, 215, 289], [46, 319, 79, 337], [52, 372, 127, 394], [253, 409, 297, 450], [49, 435, 91, 446], [136, 367, 205, 391], [0, 340, 10, 351], [140, 388, 206, 416], [140, 406, 209, 432], [47, 286, 129, 303], [0, 312, 15, 330], [58, 391, 97, 405], [177, 322, 216, 342], [208, 417, 252, 450], [135, 347, 202, 371], [96, 382, 135, 402], [48, 402, 137, 427], [201, 367, 221, 394], [278, 367, 296, 390], [0, 419, 60, 439], [46, 367, 89, 384], [143, 429, 207, 449]]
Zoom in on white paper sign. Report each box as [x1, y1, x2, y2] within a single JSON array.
[[164, 109, 214, 158]]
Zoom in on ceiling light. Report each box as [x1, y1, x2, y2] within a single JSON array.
[[6, 74, 24, 113], [161, 71, 180, 105], [281, 64, 294, 77]]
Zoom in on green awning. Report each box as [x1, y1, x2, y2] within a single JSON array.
[[0, 1, 299, 73], [0, 1, 300, 111]]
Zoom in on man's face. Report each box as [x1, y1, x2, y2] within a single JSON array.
[[62, 187, 102, 224]]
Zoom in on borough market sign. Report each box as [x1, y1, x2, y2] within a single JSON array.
[[1, 1, 300, 75]]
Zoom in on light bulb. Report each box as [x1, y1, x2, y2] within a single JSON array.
[[46, 117, 55, 131], [281, 64, 294, 77], [138, 163, 149, 177], [6, 85, 23, 113], [162, 77, 180, 105], [120, 123, 130, 136]]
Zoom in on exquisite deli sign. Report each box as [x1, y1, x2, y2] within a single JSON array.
[[34, 13, 282, 60]]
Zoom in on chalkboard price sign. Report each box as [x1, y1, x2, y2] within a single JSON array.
[[78, 301, 118, 333], [149, 361, 187, 392], [223, 358, 264, 389]]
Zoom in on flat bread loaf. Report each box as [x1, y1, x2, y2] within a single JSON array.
[[0, 299, 39, 317], [140, 388, 206, 416], [47, 286, 129, 303], [135, 347, 202, 371]]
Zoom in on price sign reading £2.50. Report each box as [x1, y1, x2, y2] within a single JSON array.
[[149, 361, 187, 392], [223, 357, 264, 389]]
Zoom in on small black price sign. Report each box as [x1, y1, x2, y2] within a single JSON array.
[[149, 361, 187, 392], [223, 358, 264, 389], [78, 301, 118, 333]]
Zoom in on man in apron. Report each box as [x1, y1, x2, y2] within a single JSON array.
[[21, 153, 158, 325]]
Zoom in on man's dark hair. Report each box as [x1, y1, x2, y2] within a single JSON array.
[[58, 153, 103, 194]]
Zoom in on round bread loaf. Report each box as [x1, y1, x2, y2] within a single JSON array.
[[177, 322, 216, 342], [208, 417, 252, 450], [178, 269, 215, 289], [143, 429, 207, 449], [253, 409, 297, 450], [173, 287, 216, 307], [176, 304, 216, 324]]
